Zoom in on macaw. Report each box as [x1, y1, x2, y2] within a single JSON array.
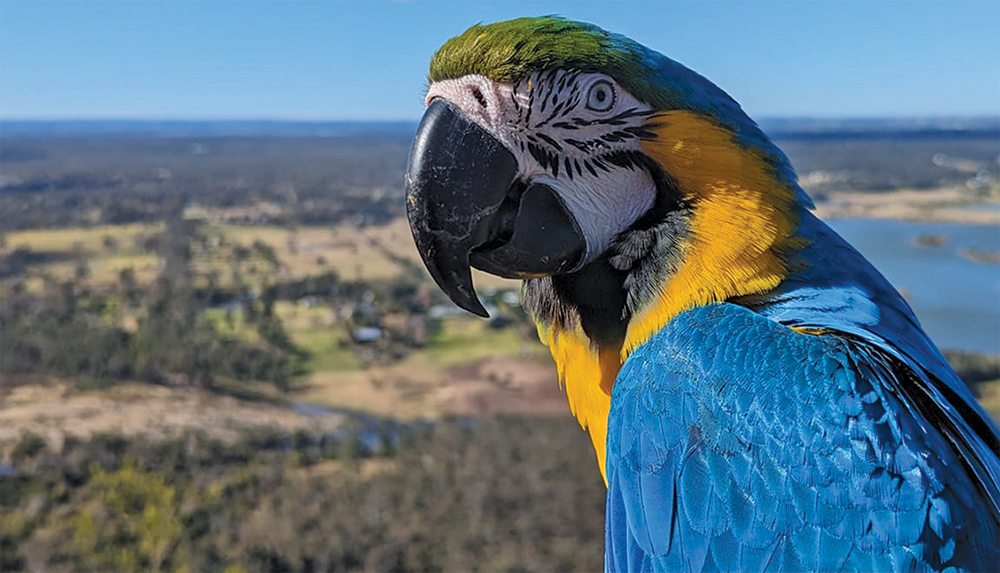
[[403, 16, 1000, 572]]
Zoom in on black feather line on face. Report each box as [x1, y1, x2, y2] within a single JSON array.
[[602, 150, 630, 168], [536, 132, 563, 151], [528, 137, 655, 178], [607, 108, 658, 122], [536, 102, 568, 128], [602, 150, 647, 170], [567, 84, 580, 107], [624, 125, 658, 140], [569, 109, 658, 129], [527, 142, 546, 168]]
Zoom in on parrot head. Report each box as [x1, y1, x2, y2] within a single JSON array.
[[406, 16, 810, 351]]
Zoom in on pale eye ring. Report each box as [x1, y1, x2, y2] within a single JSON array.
[[585, 80, 616, 112]]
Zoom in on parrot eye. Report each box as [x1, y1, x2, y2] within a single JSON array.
[[585, 81, 616, 112]]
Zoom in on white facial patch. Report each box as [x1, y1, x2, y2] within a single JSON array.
[[426, 71, 660, 266]]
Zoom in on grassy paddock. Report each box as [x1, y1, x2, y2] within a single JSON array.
[[425, 317, 539, 365], [2, 224, 162, 289], [2, 216, 521, 293], [288, 314, 552, 419], [2, 223, 164, 254]]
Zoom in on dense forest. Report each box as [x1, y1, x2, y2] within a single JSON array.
[[2, 417, 607, 572]]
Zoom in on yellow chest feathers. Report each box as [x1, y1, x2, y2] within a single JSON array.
[[537, 111, 803, 483]]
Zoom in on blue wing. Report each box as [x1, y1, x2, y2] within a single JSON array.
[[743, 211, 1000, 516], [605, 303, 999, 573]]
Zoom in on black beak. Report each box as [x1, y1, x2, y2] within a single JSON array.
[[405, 99, 586, 317]]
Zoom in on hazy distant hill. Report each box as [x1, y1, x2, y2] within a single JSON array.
[[0, 119, 419, 137], [1, 117, 996, 196], [1, 117, 997, 139], [759, 116, 1000, 141]]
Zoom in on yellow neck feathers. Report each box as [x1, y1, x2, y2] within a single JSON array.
[[626, 111, 803, 352], [539, 325, 620, 483], [538, 111, 803, 483]]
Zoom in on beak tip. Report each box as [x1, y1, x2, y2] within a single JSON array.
[[469, 305, 490, 319], [452, 281, 490, 318]]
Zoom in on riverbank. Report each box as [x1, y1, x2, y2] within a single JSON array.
[[813, 186, 1000, 225]]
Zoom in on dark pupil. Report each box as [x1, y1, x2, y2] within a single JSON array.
[[595, 90, 606, 102]]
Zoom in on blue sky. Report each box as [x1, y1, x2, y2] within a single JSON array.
[[1, 1, 998, 120]]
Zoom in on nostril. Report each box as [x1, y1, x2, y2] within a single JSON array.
[[471, 87, 488, 109]]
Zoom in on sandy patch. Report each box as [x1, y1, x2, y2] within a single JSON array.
[[292, 352, 566, 421], [0, 381, 348, 452], [0, 352, 570, 455], [431, 357, 568, 417]]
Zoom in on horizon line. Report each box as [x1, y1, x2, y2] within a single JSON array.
[[2, 114, 999, 123]]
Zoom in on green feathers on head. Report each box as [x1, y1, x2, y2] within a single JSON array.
[[429, 17, 653, 98]]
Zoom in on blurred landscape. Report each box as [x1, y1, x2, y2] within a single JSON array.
[[1, 117, 999, 572]]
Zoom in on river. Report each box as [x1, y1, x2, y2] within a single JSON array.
[[826, 218, 1000, 354]]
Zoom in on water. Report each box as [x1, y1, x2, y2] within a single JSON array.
[[290, 402, 440, 451], [826, 218, 1000, 354]]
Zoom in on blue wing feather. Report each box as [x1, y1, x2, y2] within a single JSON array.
[[605, 303, 1000, 573]]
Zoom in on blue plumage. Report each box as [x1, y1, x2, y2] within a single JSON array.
[[605, 215, 1000, 573]]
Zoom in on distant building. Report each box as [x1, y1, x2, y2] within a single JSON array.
[[353, 327, 382, 344]]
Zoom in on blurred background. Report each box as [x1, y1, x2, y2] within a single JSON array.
[[1, 1, 998, 571]]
